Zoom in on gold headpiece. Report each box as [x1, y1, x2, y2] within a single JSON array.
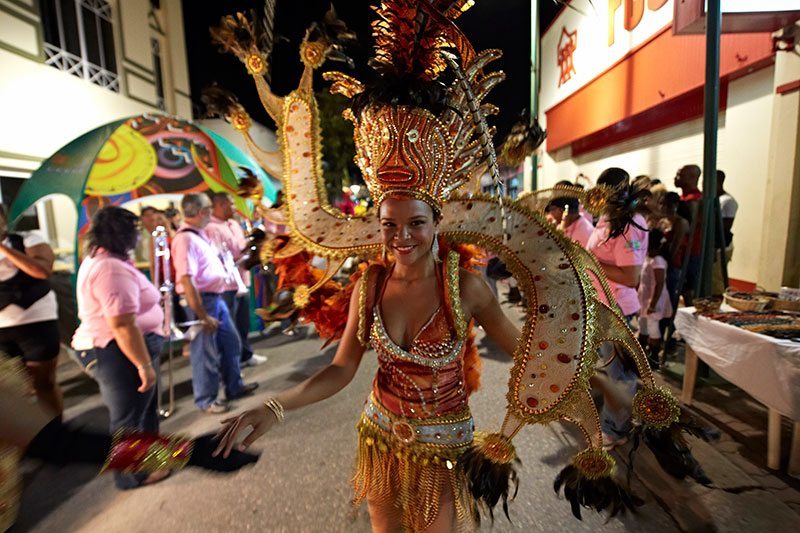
[[324, 0, 504, 210]]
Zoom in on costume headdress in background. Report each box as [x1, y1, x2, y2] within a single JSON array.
[[209, 0, 712, 521]]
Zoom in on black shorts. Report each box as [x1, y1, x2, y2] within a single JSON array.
[[0, 319, 61, 362]]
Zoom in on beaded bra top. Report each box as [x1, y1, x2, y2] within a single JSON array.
[[369, 262, 468, 420]]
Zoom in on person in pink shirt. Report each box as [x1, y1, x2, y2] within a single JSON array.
[[171, 193, 258, 414], [585, 167, 649, 446], [73, 206, 168, 489], [205, 193, 267, 367], [545, 196, 594, 248]]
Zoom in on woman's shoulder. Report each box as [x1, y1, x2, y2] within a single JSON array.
[[458, 267, 492, 301]]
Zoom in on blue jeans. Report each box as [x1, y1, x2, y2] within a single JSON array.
[[599, 314, 638, 437], [94, 332, 165, 490], [222, 290, 254, 362], [184, 293, 245, 410]]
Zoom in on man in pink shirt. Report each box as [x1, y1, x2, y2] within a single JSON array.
[[172, 193, 258, 414], [205, 193, 267, 368], [545, 197, 594, 248]]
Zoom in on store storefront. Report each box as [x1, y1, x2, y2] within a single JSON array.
[[536, 0, 800, 291]]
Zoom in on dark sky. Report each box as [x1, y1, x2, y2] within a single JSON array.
[[182, 1, 563, 140]]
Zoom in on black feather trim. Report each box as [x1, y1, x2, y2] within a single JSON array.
[[457, 445, 520, 524], [553, 465, 643, 520], [629, 418, 719, 486]]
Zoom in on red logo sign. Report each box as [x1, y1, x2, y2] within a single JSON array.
[[557, 26, 578, 87]]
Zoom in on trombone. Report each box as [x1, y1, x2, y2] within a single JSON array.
[[152, 225, 176, 418]]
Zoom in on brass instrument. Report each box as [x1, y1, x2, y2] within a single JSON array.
[[152, 225, 176, 418]]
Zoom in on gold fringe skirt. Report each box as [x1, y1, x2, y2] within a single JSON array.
[[352, 395, 476, 532]]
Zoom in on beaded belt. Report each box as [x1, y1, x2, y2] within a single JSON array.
[[363, 395, 474, 447]]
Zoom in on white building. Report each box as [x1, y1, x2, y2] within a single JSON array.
[[535, 0, 800, 291], [0, 0, 192, 251]]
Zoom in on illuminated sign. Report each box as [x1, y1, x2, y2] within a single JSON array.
[[608, 0, 669, 45], [557, 27, 578, 87]]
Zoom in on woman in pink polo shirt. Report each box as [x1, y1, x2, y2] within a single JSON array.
[[73, 206, 167, 490], [586, 167, 649, 446]]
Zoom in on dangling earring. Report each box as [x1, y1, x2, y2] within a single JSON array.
[[431, 234, 441, 262], [382, 244, 390, 263]]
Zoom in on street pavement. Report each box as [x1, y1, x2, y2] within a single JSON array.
[[10, 304, 798, 532]]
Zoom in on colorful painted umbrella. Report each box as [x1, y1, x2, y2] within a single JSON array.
[[8, 113, 279, 242]]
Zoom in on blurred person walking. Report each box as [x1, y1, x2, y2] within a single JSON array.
[[0, 206, 61, 416]]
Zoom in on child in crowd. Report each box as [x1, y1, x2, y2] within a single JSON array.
[[638, 229, 672, 369]]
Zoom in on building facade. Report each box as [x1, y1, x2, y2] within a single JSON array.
[[0, 0, 191, 250], [536, 0, 800, 291]]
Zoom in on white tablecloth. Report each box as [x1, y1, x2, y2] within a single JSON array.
[[675, 307, 800, 420]]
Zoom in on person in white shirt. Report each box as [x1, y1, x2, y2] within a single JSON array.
[[712, 170, 738, 295], [0, 207, 61, 416]]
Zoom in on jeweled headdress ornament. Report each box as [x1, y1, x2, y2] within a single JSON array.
[[209, 0, 712, 520]]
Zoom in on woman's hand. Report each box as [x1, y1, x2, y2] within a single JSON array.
[[137, 364, 157, 393], [200, 315, 219, 332], [213, 406, 277, 458]]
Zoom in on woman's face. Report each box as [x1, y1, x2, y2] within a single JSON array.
[[379, 198, 438, 266]]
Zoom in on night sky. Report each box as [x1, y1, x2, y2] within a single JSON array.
[[181, 0, 564, 139]]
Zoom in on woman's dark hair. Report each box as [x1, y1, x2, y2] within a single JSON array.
[[597, 167, 630, 188], [598, 167, 649, 239], [87, 206, 139, 257]]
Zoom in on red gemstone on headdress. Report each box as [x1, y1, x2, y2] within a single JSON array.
[[534, 275, 542, 281], [550, 384, 560, 393], [537, 230, 545, 236], [558, 263, 569, 270], [557, 353, 571, 363], [539, 341, 549, 350], [539, 305, 549, 313], [526, 397, 539, 408], [571, 313, 580, 320], [488, 216, 496, 222], [466, 203, 473, 210]]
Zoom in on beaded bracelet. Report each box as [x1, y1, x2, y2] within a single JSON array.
[[263, 398, 285, 423]]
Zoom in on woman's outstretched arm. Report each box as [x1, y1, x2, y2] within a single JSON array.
[[214, 278, 368, 457], [460, 270, 521, 359]]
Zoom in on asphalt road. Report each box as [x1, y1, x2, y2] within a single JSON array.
[[14, 306, 679, 532]]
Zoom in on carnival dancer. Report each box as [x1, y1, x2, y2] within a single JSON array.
[[209, 1, 712, 529], [171, 193, 258, 414], [205, 192, 268, 367]]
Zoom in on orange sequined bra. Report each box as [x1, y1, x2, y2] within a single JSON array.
[[357, 251, 474, 447]]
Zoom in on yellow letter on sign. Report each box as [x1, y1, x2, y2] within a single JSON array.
[[608, 0, 622, 45]]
